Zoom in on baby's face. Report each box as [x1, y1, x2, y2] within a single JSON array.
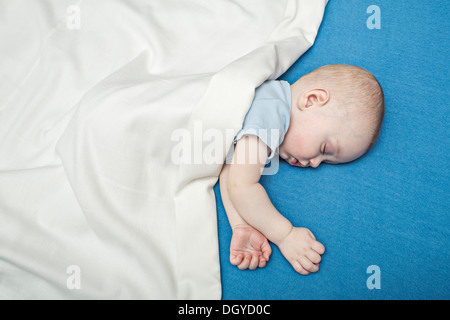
[[279, 104, 372, 168]]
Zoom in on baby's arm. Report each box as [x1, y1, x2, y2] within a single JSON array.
[[219, 164, 248, 229], [226, 135, 325, 275], [220, 164, 271, 270]]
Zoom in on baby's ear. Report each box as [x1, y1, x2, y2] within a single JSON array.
[[298, 89, 329, 110]]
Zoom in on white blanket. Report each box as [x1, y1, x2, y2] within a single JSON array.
[[0, 0, 327, 299]]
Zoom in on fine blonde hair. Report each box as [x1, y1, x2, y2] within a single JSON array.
[[303, 64, 385, 152]]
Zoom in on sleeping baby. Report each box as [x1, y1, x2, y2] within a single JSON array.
[[219, 64, 385, 275]]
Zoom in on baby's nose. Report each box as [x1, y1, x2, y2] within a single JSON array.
[[309, 159, 321, 168]]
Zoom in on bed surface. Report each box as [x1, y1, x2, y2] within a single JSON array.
[[0, 0, 446, 300], [215, 0, 449, 299]]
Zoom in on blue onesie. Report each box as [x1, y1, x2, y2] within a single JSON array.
[[225, 80, 291, 165]]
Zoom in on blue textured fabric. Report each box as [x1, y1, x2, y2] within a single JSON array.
[[225, 80, 291, 163], [214, 0, 449, 299]]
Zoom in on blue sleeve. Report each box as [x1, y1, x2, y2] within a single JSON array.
[[234, 81, 291, 159]]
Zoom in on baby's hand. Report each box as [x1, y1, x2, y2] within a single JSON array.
[[277, 227, 325, 275], [230, 224, 272, 270]]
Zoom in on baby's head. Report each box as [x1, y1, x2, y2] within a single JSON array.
[[279, 64, 385, 168]]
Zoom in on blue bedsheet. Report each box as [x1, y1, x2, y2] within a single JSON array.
[[214, 0, 449, 299]]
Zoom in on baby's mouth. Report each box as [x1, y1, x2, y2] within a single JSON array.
[[289, 158, 308, 167]]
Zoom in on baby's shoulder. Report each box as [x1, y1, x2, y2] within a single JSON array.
[[253, 80, 291, 106]]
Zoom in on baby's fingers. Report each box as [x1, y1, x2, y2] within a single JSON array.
[[258, 257, 267, 268], [299, 256, 319, 273], [311, 241, 325, 255], [248, 254, 261, 270], [306, 250, 322, 264], [230, 253, 244, 266], [262, 241, 272, 261], [237, 254, 252, 270], [293, 261, 310, 275]]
